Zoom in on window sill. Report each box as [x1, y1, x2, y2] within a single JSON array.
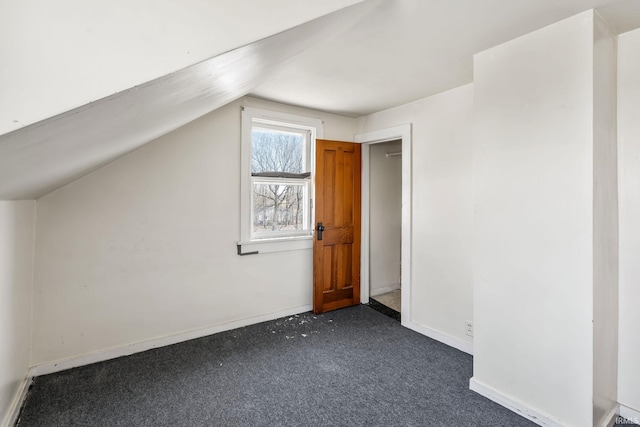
[[237, 237, 313, 255]]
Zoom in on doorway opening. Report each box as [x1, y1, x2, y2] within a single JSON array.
[[366, 139, 402, 320], [356, 125, 412, 326]]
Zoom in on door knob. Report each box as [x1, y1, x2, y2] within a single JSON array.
[[317, 222, 325, 240]]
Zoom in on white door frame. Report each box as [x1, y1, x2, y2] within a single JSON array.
[[355, 124, 411, 327]]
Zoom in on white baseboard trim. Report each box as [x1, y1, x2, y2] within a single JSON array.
[[30, 304, 312, 377], [370, 283, 401, 297], [600, 405, 619, 427], [469, 378, 564, 427], [619, 404, 640, 425], [403, 319, 473, 355], [2, 376, 32, 427]]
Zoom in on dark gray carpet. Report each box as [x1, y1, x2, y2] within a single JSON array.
[[17, 305, 536, 427]]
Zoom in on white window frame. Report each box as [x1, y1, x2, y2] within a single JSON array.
[[239, 106, 323, 254]]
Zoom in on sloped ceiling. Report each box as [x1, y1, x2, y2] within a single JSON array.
[[251, 0, 640, 117], [0, 0, 364, 136], [2, 0, 640, 200], [0, 1, 378, 200]]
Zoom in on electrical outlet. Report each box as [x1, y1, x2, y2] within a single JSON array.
[[465, 320, 473, 337]]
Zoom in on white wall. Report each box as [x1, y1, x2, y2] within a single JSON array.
[[592, 12, 619, 426], [357, 84, 474, 349], [0, 0, 362, 136], [618, 27, 640, 415], [31, 97, 356, 367], [0, 201, 35, 426], [472, 11, 616, 426], [369, 140, 402, 296]]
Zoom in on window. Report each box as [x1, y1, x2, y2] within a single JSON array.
[[240, 107, 323, 252], [251, 124, 310, 238]]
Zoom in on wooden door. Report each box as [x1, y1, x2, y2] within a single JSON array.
[[313, 139, 361, 314]]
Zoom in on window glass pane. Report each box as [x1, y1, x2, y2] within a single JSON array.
[[252, 128, 306, 174], [252, 182, 309, 234]]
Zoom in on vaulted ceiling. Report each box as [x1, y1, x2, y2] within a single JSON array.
[[1, 0, 639, 200]]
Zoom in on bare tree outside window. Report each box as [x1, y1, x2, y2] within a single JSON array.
[[251, 128, 309, 234]]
